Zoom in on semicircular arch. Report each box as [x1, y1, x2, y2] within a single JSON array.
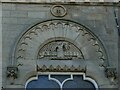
[[12, 19, 108, 67]]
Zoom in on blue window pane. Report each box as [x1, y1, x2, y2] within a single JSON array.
[[26, 75, 60, 89], [26, 75, 96, 90], [63, 75, 95, 90]]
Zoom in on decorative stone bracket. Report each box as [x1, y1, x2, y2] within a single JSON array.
[[105, 67, 117, 83], [105, 67, 117, 79], [7, 67, 18, 79]]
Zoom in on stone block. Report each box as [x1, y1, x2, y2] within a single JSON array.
[[17, 18, 41, 25], [10, 11, 28, 18], [87, 13, 104, 20], [2, 4, 16, 10], [105, 28, 115, 35], [2, 24, 28, 31], [2, 17, 17, 24], [16, 4, 49, 11], [2, 11, 11, 17], [28, 11, 46, 18]]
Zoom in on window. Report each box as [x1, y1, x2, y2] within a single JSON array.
[[26, 73, 98, 90]]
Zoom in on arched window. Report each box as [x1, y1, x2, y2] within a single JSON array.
[[26, 73, 98, 90]]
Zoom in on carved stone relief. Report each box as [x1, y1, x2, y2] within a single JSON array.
[[6, 19, 112, 87], [7, 67, 18, 84], [37, 40, 84, 60], [105, 67, 117, 83], [12, 19, 108, 75], [14, 20, 107, 64], [50, 5, 67, 17]]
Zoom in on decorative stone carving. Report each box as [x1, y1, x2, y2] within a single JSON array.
[[14, 20, 107, 67], [37, 40, 84, 60], [7, 67, 18, 79], [51, 5, 67, 17], [37, 65, 86, 72], [7, 67, 18, 84], [105, 67, 117, 82]]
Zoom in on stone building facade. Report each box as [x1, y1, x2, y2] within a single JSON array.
[[0, 0, 119, 89]]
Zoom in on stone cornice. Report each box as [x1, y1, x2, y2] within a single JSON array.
[[0, 0, 119, 6], [0, 0, 119, 3]]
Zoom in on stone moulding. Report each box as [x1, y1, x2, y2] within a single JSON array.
[[0, 0, 119, 2], [37, 65, 86, 73], [0, 0, 119, 6]]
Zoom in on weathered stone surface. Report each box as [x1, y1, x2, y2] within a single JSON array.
[[16, 4, 50, 11], [2, 11, 11, 17], [2, 4, 16, 10], [2, 18, 18, 24], [10, 11, 28, 18], [0, 3, 2, 89], [1, 2, 119, 89], [28, 11, 47, 18], [0, 0, 119, 2]]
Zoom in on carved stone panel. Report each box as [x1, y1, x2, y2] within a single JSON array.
[[13, 19, 107, 69], [38, 40, 84, 60]]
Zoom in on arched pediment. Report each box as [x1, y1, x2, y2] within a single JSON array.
[[13, 19, 108, 67]]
